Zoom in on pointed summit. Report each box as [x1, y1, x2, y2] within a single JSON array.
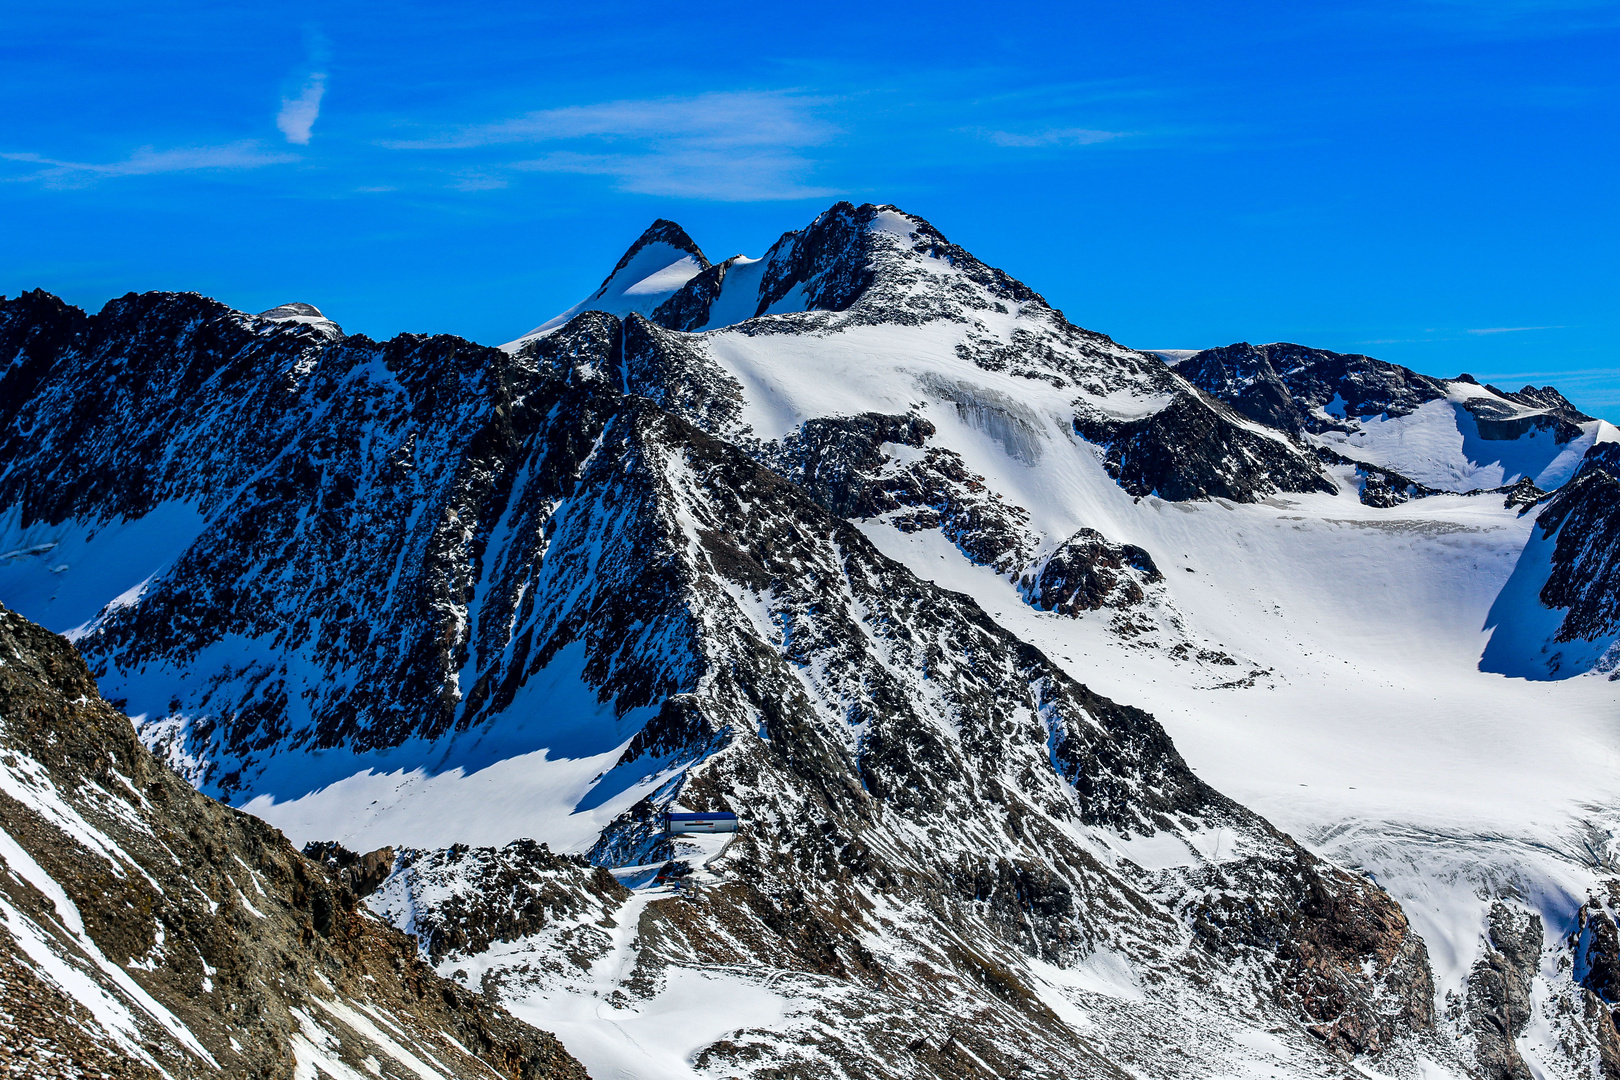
[[591, 219, 709, 298], [506, 219, 711, 347], [641, 201, 1052, 333]]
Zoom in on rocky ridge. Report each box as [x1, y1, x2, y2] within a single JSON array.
[[1486, 439, 1620, 678], [1174, 343, 1601, 492], [0, 603, 587, 1080]]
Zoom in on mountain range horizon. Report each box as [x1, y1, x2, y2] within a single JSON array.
[[155, 201, 1620, 427]]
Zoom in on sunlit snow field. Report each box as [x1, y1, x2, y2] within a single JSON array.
[[851, 396, 1620, 1011]]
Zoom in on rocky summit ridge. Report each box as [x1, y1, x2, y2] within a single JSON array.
[[0, 201, 1617, 1079]]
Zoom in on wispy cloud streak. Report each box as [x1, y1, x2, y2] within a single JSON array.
[[387, 90, 838, 201], [980, 126, 1129, 147], [1, 142, 298, 187], [278, 73, 327, 145], [389, 90, 831, 150]]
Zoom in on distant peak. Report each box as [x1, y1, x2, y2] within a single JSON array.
[[258, 301, 325, 320], [505, 220, 712, 348], [595, 219, 709, 299], [256, 301, 342, 338]]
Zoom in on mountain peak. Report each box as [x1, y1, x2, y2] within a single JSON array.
[[256, 301, 343, 338], [506, 219, 713, 347], [593, 219, 709, 298]]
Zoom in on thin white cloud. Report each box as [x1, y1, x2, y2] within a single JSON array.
[[1466, 325, 1564, 334], [277, 73, 327, 145], [390, 90, 832, 151], [1, 142, 299, 187], [510, 149, 837, 202], [981, 126, 1128, 148], [387, 90, 839, 201]]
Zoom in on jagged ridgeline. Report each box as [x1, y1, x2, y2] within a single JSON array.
[[0, 201, 1617, 1079]]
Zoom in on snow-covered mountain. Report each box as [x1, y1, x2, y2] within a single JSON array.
[[1, 201, 1618, 1080], [510, 219, 711, 343], [1175, 341, 1604, 496], [257, 300, 345, 339]]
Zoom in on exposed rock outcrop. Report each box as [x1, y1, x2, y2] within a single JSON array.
[[1020, 529, 1163, 615], [1074, 392, 1336, 502], [0, 604, 588, 1080], [1466, 903, 1543, 1080], [1173, 342, 1453, 433], [370, 841, 630, 966], [1535, 443, 1620, 655]]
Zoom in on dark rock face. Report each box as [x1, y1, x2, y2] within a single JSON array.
[[1176, 342, 1592, 451], [0, 604, 588, 1080], [0, 290, 321, 527], [1460, 394, 1588, 445], [302, 841, 399, 900], [751, 201, 1039, 318], [1175, 850, 1434, 1060], [1172, 343, 1322, 435], [1534, 443, 1620, 654], [1550, 887, 1620, 1080], [651, 201, 1045, 332], [1075, 392, 1337, 502], [766, 411, 937, 518], [1020, 529, 1162, 615], [1309, 446, 1445, 507], [1501, 476, 1548, 510], [760, 410, 1046, 576], [0, 293, 706, 791], [1486, 383, 1597, 427], [619, 313, 746, 431], [1355, 463, 1442, 508], [1466, 903, 1544, 1080], [651, 255, 733, 330], [1576, 890, 1620, 1008], [371, 841, 630, 965], [1174, 342, 1452, 433]]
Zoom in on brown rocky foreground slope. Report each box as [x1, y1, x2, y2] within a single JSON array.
[[0, 603, 589, 1080]]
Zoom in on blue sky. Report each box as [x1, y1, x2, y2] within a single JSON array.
[[3, 1, 1617, 416]]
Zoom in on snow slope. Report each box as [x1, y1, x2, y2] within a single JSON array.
[[1312, 393, 1603, 492]]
